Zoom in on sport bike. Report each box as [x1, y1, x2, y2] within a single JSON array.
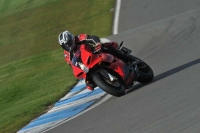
[[71, 41, 154, 97]]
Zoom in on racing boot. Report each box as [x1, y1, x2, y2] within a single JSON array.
[[86, 85, 94, 90], [86, 82, 97, 91]]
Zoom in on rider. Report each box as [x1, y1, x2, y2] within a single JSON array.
[[58, 30, 135, 90]]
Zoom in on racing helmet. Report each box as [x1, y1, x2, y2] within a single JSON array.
[[58, 30, 75, 51]]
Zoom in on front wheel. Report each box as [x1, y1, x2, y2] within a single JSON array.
[[93, 69, 126, 97]]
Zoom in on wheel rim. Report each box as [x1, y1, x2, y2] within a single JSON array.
[[99, 70, 121, 88], [103, 77, 120, 87], [138, 62, 150, 73], [133, 57, 151, 73]]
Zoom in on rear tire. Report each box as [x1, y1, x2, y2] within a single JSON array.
[[134, 57, 154, 83], [93, 70, 126, 97]]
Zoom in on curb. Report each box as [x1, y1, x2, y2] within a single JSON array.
[[18, 80, 111, 133]]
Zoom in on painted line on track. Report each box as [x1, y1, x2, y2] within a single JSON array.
[[113, 0, 121, 35]]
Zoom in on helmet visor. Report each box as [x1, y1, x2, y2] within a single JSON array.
[[65, 34, 74, 47]]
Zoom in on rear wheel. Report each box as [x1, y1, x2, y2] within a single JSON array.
[[93, 69, 126, 97], [133, 57, 154, 83]]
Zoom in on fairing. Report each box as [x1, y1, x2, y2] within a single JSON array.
[[109, 60, 130, 81], [71, 65, 86, 79], [71, 44, 135, 87]]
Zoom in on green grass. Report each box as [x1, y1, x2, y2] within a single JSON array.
[[0, 0, 115, 66], [0, 0, 58, 18], [0, 49, 77, 132], [0, 0, 115, 132]]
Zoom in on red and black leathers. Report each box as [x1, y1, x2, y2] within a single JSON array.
[[64, 34, 119, 65], [64, 34, 135, 66]]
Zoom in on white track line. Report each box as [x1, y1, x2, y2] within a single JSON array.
[[113, 0, 121, 35]]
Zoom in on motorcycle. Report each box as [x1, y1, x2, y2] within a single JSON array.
[[70, 40, 154, 97]]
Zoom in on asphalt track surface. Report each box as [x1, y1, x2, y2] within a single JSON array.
[[47, 1, 200, 133]]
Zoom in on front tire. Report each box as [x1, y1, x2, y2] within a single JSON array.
[[93, 70, 126, 97]]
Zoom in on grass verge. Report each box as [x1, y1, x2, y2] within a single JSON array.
[[0, 49, 77, 133], [0, 0, 115, 66]]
